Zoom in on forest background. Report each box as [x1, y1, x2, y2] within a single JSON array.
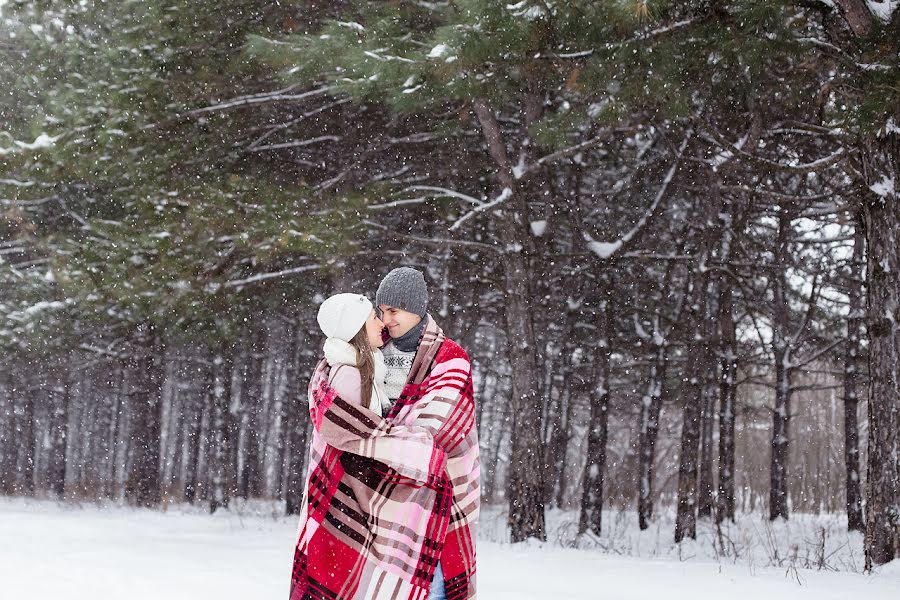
[[1, 0, 899, 569]]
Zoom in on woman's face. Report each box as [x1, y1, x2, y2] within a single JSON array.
[[364, 309, 385, 348]]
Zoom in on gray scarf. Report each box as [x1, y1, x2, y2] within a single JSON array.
[[391, 314, 428, 352]]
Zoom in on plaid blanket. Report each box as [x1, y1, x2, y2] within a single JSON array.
[[291, 316, 480, 600]]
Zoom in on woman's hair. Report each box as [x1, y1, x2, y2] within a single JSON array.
[[349, 326, 374, 409]]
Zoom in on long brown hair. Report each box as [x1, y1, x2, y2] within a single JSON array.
[[349, 326, 374, 408]]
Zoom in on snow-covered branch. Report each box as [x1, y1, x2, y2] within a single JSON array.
[[246, 136, 341, 152], [546, 18, 701, 58], [448, 187, 512, 232], [404, 185, 484, 205], [518, 133, 609, 181], [224, 264, 320, 288], [703, 121, 849, 174], [184, 86, 331, 117], [584, 130, 692, 260], [369, 185, 485, 210]]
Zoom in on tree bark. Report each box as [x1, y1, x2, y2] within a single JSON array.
[[209, 341, 236, 514], [579, 293, 612, 535], [48, 368, 71, 498], [124, 322, 164, 507], [638, 322, 668, 530], [18, 387, 36, 496], [285, 324, 310, 515], [0, 372, 18, 495], [844, 221, 865, 532], [697, 365, 717, 520], [473, 97, 546, 542], [675, 274, 711, 542], [863, 171, 900, 567], [770, 209, 794, 521], [716, 282, 738, 523]]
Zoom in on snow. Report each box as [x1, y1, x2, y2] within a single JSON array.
[[882, 117, 900, 137], [586, 238, 623, 259], [506, 1, 550, 20], [336, 21, 365, 32], [867, 1, 899, 23], [427, 43, 453, 60], [869, 175, 896, 199], [529, 220, 547, 236], [2, 499, 899, 600], [3, 133, 60, 153]]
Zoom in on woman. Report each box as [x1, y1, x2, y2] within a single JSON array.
[[316, 292, 391, 417], [290, 292, 452, 600]]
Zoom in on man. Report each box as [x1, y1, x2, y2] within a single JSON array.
[[291, 267, 479, 600], [376, 267, 480, 599]]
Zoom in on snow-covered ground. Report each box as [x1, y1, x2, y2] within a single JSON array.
[[2, 498, 899, 599]]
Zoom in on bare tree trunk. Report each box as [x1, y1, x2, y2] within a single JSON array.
[[553, 388, 574, 509], [124, 323, 164, 507], [285, 323, 310, 515], [697, 366, 717, 520], [0, 372, 18, 494], [770, 210, 793, 521], [48, 368, 70, 498], [698, 269, 719, 521], [579, 294, 611, 535], [183, 393, 204, 504], [473, 97, 546, 542], [18, 387, 36, 496], [209, 341, 235, 514], [844, 221, 865, 533], [863, 179, 900, 567], [638, 327, 668, 530], [675, 274, 711, 542], [716, 282, 738, 523]]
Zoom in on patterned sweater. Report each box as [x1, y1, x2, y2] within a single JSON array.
[[381, 342, 415, 403]]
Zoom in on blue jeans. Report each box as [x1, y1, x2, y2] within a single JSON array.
[[428, 562, 446, 600]]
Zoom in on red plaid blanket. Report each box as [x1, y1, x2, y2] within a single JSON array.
[[291, 316, 480, 599]]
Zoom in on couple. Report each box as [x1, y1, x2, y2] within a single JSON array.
[[290, 267, 480, 600]]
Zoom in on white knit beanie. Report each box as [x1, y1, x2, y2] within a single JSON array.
[[316, 293, 373, 342]]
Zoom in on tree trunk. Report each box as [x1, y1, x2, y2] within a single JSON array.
[[863, 173, 900, 567], [716, 283, 738, 523], [48, 369, 70, 498], [698, 270, 719, 521], [209, 341, 236, 514], [579, 295, 611, 535], [183, 394, 204, 504], [770, 210, 793, 521], [553, 388, 575, 509], [844, 221, 865, 533], [697, 366, 717, 520], [18, 388, 36, 496], [124, 322, 163, 507], [0, 373, 18, 494], [675, 274, 711, 542], [473, 97, 546, 542], [638, 329, 668, 530], [285, 324, 310, 515]]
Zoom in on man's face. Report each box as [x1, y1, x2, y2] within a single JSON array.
[[378, 304, 422, 338]]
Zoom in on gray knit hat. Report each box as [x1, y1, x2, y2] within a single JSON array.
[[376, 267, 428, 318]]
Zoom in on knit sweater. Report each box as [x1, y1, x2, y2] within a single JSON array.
[[381, 315, 428, 402], [381, 342, 416, 402]]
